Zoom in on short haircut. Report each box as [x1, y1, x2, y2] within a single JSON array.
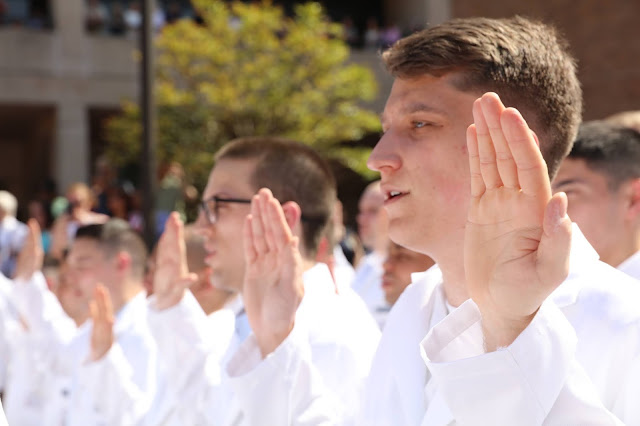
[[382, 16, 582, 178], [75, 219, 148, 279], [568, 121, 640, 190], [215, 137, 336, 257], [0, 190, 18, 217]]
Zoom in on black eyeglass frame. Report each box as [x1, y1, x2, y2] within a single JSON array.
[[200, 195, 252, 224], [199, 194, 327, 225]]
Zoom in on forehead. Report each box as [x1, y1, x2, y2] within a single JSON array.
[[554, 158, 608, 183], [382, 72, 479, 121], [68, 238, 104, 262], [204, 158, 259, 198]]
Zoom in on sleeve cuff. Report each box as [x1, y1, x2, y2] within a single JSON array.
[[422, 299, 577, 422]]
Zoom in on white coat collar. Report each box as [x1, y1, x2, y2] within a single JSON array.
[[549, 224, 600, 308], [113, 290, 148, 335], [377, 264, 443, 424], [616, 250, 640, 281]]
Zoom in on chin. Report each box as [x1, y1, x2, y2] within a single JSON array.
[[211, 277, 241, 294]]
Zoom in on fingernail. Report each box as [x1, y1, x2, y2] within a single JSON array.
[[554, 192, 568, 230]]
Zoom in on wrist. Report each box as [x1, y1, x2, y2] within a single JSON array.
[[154, 288, 186, 311], [256, 321, 295, 359], [480, 309, 537, 352]]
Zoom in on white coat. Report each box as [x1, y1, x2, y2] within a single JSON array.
[[227, 226, 640, 424], [0, 399, 7, 426], [617, 249, 640, 280], [144, 262, 381, 425], [6, 272, 156, 426], [366, 225, 640, 425]]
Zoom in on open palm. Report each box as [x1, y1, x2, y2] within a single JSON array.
[[242, 189, 304, 358], [464, 93, 572, 349]]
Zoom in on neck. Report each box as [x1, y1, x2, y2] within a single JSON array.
[[302, 257, 317, 273], [431, 236, 468, 308], [196, 288, 235, 316], [110, 280, 144, 313], [607, 235, 640, 268]]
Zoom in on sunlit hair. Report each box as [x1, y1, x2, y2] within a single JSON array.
[[383, 16, 582, 178]]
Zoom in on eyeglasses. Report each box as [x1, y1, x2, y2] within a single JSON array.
[[199, 194, 327, 225], [200, 195, 252, 224]]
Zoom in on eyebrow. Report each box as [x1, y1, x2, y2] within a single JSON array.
[[380, 102, 448, 125], [401, 102, 448, 116], [552, 178, 586, 188]]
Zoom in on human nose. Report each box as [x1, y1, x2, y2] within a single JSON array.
[[382, 257, 394, 274], [195, 208, 211, 228], [367, 131, 402, 173]]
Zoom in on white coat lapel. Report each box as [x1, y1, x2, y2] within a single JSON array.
[[388, 267, 444, 424]]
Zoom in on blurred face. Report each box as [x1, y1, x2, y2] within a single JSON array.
[[382, 241, 435, 305], [198, 159, 257, 293], [65, 238, 117, 313], [28, 201, 47, 229], [552, 158, 631, 266], [356, 189, 385, 250], [66, 188, 91, 216], [368, 73, 478, 258], [107, 191, 127, 217], [55, 264, 89, 326]]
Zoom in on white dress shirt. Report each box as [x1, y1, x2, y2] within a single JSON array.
[[351, 252, 386, 318]]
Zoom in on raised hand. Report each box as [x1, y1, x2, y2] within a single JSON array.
[[242, 188, 304, 358], [464, 93, 572, 351], [14, 219, 44, 281], [89, 284, 114, 362], [154, 212, 198, 310]]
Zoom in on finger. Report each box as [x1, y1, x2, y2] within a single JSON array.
[[501, 108, 550, 199], [473, 98, 503, 189], [172, 213, 189, 276], [258, 189, 278, 252], [27, 219, 42, 246], [94, 285, 107, 321], [243, 215, 258, 263], [100, 285, 114, 322], [480, 93, 518, 189], [537, 192, 572, 290], [156, 224, 171, 264], [267, 196, 294, 250], [250, 195, 268, 255], [467, 124, 485, 198], [89, 299, 98, 322]]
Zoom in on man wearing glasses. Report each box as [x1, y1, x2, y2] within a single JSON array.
[[137, 136, 381, 425]]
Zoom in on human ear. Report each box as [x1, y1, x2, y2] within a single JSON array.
[[625, 178, 640, 220], [116, 251, 132, 272], [281, 201, 302, 230]]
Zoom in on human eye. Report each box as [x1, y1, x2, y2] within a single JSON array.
[[412, 118, 439, 130]]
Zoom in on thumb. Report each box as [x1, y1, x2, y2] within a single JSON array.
[[537, 192, 572, 290]]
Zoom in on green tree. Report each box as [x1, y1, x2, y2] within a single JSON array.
[[105, 0, 381, 191]]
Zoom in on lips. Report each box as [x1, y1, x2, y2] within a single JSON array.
[[381, 185, 409, 202]]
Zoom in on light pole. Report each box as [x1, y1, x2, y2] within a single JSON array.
[[140, 0, 156, 248]]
